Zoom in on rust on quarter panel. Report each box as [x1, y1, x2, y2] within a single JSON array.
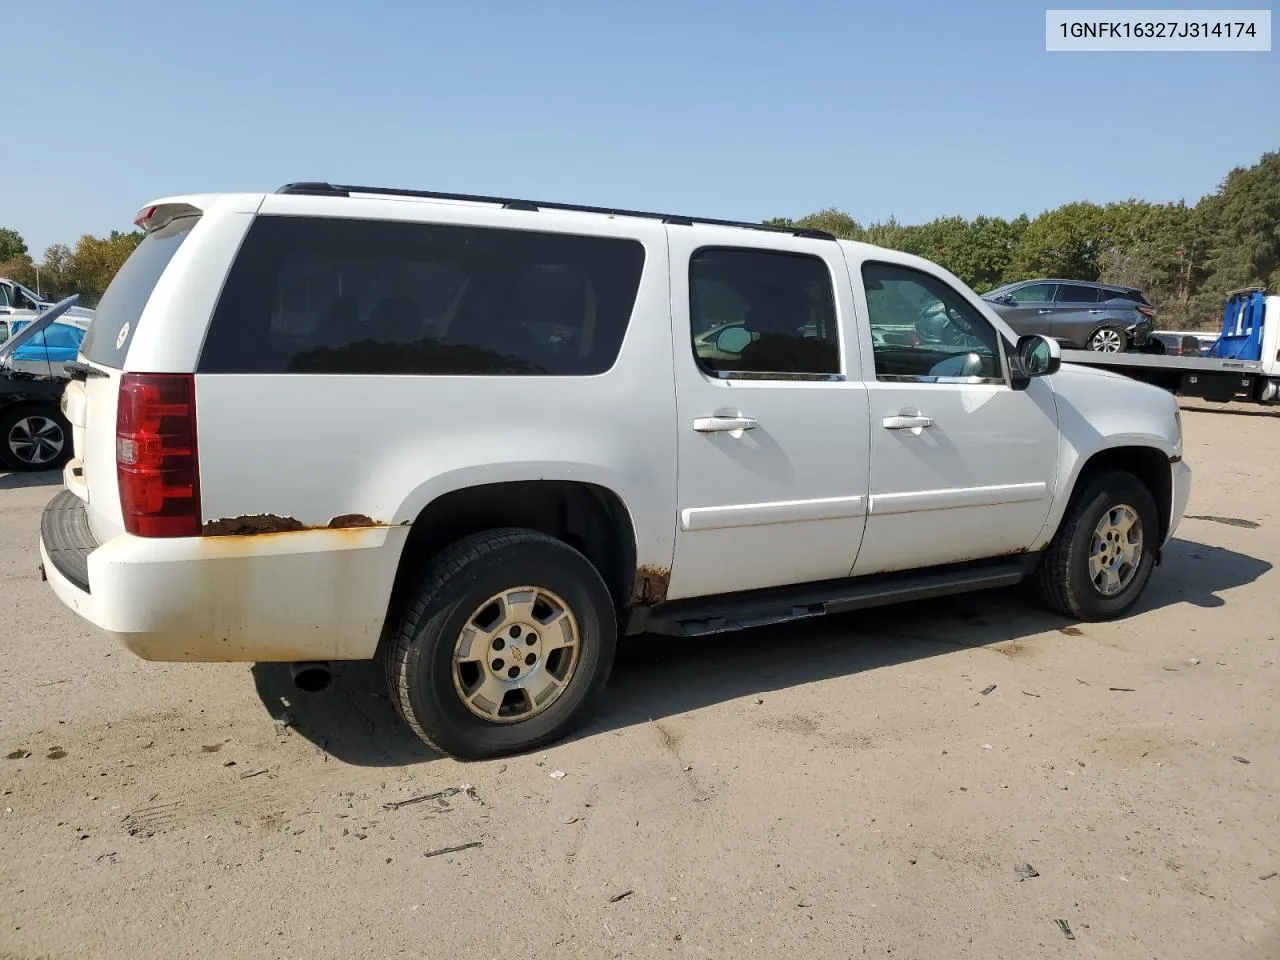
[[201, 513, 394, 537], [202, 514, 307, 537], [632, 565, 671, 605]]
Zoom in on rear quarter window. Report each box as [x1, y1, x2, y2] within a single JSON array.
[[80, 216, 199, 367], [197, 215, 647, 376]]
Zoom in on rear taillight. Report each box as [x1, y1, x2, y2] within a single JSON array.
[[1137, 305, 1156, 318], [116, 373, 200, 537]]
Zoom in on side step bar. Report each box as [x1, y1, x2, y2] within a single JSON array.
[[628, 555, 1039, 638]]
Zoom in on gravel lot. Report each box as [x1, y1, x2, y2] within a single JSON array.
[[2, 402, 1278, 960]]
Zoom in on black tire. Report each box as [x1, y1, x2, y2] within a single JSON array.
[[1034, 469, 1159, 621], [382, 528, 617, 760], [0, 404, 71, 472], [1087, 325, 1128, 353]]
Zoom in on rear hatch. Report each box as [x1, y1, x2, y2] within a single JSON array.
[[62, 212, 202, 542]]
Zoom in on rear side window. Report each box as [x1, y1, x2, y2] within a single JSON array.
[[1102, 288, 1148, 305], [80, 216, 198, 367], [198, 216, 646, 376], [1055, 284, 1100, 303]]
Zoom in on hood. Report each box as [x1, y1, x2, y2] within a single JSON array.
[[1057, 360, 1137, 384], [0, 295, 81, 367]]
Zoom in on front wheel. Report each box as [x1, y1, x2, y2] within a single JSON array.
[[382, 529, 617, 759], [1033, 469, 1159, 621], [1087, 325, 1127, 353]]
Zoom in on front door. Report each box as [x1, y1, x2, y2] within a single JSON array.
[[667, 232, 871, 601], [999, 281, 1058, 338], [848, 258, 1059, 576]]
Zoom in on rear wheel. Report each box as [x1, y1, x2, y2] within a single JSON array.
[[0, 405, 71, 471], [1087, 325, 1127, 353], [1034, 469, 1158, 621], [383, 528, 617, 760]]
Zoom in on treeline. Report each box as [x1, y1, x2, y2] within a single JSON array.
[[3, 151, 1276, 328], [0, 228, 142, 308], [769, 150, 1280, 330]]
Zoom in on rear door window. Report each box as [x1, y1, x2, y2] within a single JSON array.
[[198, 215, 647, 376], [1054, 284, 1100, 303], [689, 248, 839, 377], [80, 216, 199, 367]]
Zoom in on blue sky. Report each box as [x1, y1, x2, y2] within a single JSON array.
[[5, 0, 1277, 257]]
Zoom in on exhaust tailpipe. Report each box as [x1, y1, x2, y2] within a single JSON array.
[[290, 661, 332, 693]]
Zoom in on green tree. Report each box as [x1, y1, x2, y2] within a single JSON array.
[[68, 230, 142, 303], [1192, 151, 1280, 318], [1011, 202, 1107, 279], [0, 227, 26, 262]]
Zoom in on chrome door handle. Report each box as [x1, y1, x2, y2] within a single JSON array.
[[882, 415, 934, 430], [1036, 309, 1053, 314], [693, 416, 758, 433], [1088, 309, 1102, 313]]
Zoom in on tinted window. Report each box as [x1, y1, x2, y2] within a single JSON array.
[[1055, 284, 1100, 303], [199, 216, 646, 376], [0, 285, 10, 308], [1008, 283, 1056, 302], [81, 216, 198, 367], [862, 262, 1002, 381], [689, 248, 839, 377]]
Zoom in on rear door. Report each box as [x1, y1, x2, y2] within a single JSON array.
[[1051, 283, 1102, 345], [667, 231, 870, 601]]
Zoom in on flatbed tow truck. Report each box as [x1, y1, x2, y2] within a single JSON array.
[[1062, 288, 1280, 404]]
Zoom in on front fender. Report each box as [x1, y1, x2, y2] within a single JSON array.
[[1032, 367, 1182, 549]]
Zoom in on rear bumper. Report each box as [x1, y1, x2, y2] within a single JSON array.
[[40, 491, 408, 662]]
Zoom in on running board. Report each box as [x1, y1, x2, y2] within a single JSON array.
[[629, 556, 1038, 638]]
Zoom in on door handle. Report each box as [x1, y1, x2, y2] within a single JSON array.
[[882, 415, 934, 430], [1088, 309, 1102, 313], [693, 416, 758, 433], [1036, 309, 1053, 314]]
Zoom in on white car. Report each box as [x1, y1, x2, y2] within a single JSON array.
[[39, 184, 1192, 759], [0, 278, 95, 323]]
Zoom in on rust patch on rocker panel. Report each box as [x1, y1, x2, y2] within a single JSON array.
[[327, 514, 378, 529], [632, 565, 671, 605]]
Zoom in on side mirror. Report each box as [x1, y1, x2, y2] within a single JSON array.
[[991, 293, 1011, 304], [1015, 334, 1061, 377], [714, 326, 752, 355]]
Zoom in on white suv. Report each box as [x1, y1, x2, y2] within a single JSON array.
[[39, 183, 1192, 759]]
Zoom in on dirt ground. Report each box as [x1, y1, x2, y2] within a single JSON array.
[[1, 401, 1278, 960]]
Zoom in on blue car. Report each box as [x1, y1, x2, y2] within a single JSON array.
[[0, 317, 89, 379]]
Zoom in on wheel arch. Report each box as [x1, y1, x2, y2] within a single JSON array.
[[1039, 442, 1176, 553], [382, 478, 646, 650]]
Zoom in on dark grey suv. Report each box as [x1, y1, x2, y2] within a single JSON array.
[[980, 279, 1156, 352]]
